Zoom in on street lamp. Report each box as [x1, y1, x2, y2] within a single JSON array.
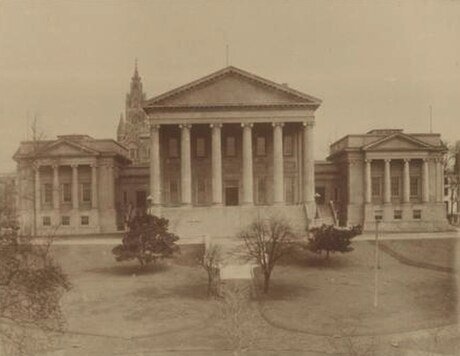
[[374, 214, 382, 308]]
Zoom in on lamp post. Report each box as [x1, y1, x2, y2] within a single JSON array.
[[374, 215, 382, 308]]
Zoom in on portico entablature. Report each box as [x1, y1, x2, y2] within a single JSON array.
[[147, 108, 315, 126], [32, 157, 99, 168], [364, 151, 431, 161]]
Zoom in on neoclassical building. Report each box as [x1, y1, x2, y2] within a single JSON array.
[[328, 129, 449, 231], [13, 65, 450, 236], [14, 135, 129, 235]]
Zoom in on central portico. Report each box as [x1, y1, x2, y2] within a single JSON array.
[[143, 67, 321, 214]]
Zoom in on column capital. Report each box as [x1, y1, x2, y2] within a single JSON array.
[[403, 158, 411, 163], [209, 123, 223, 129], [384, 158, 392, 163], [90, 163, 98, 168], [303, 121, 315, 128], [179, 123, 192, 130], [70, 163, 79, 169], [272, 122, 285, 128], [241, 122, 253, 128], [150, 124, 160, 131], [364, 159, 372, 164], [51, 162, 59, 169]]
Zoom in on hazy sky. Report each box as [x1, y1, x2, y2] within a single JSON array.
[[0, 0, 459, 172]]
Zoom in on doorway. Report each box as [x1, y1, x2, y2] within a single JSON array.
[[225, 187, 239, 206]]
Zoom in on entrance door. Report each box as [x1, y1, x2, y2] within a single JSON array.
[[225, 187, 239, 206]]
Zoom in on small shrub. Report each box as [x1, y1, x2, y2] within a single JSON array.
[[308, 224, 362, 260], [112, 214, 180, 267]]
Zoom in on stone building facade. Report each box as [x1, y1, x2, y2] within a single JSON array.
[[13, 65, 450, 236], [327, 129, 449, 231], [14, 135, 130, 235]]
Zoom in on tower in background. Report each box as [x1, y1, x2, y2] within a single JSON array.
[[117, 60, 149, 165]]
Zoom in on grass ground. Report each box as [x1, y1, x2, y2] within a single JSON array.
[[37, 238, 459, 355]]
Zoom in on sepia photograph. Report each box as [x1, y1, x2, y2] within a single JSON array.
[[0, 0, 459, 355]]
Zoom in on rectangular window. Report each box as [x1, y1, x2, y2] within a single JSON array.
[[81, 216, 89, 225], [256, 177, 267, 204], [43, 216, 51, 226], [394, 210, 402, 220], [256, 136, 266, 156], [81, 182, 91, 203], [285, 177, 295, 204], [170, 180, 179, 204], [61, 216, 70, 226], [43, 183, 52, 204], [283, 135, 294, 156], [371, 177, 382, 197], [225, 136, 236, 157], [413, 209, 422, 219], [62, 183, 71, 203], [168, 138, 179, 158], [374, 210, 383, 221], [410, 177, 420, 197], [444, 187, 449, 196], [196, 137, 206, 158], [391, 177, 401, 197]]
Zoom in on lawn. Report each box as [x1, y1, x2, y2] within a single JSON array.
[[36, 238, 459, 355], [381, 238, 459, 271], [256, 240, 458, 336]]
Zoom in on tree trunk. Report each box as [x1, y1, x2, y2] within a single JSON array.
[[263, 272, 270, 294], [326, 250, 330, 260]]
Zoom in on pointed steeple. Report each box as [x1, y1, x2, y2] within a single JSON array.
[[117, 113, 125, 141], [133, 58, 140, 80]]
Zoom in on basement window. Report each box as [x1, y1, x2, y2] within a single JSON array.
[[394, 210, 402, 220], [43, 216, 51, 226], [61, 216, 70, 226], [413, 210, 422, 220]]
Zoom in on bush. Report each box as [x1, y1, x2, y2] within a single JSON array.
[[308, 224, 362, 260], [112, 214, 180, 267]]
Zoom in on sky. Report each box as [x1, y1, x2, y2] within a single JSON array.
[[0, 0, 459, 172]]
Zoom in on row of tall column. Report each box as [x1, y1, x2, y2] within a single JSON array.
[[149, 122, 315, 206], [364, 158, 442, 204], [34, 163, 98, 212]]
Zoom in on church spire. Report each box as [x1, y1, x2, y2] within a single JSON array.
[[133, 58, 139, 80], [117, 113, 125, 141]]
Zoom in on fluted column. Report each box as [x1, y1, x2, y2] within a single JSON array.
[[422, 158, 430, 203], [364, 159, 372, 204], [403, 159, 411, 203], [303, 122, 315, 204], [180, 124, 192, 206], [149, 124, 161, 206], [383, 159, 391, 203], [242, 123, 254, 205], [71, 164, 79, 209], [52, 163, 60, 209], [91, 163, 98, 208], [273, 122, 285, 205], [34, 166, 41, 213], [436, 158, 443, 203], [210, 123, 223, 205]]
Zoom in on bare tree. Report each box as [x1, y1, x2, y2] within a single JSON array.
[[199, 243, 222, 297], [238, 217, 296, 294], [441, 140, 459, 220]]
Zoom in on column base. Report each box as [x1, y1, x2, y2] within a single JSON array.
[[211, 202, 223, 207], [241, 202, 254, 207], [272, 201, 285, 206]]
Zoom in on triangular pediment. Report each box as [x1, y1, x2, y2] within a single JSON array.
[[145, 66, 322, 108], [38, 140, 99, 157], [363, 133, 435, 151]]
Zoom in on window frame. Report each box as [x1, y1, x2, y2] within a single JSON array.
[[255, 136, 267, 157], [42, 216, 51, 226], [61, 183, 72, 203], [168, 137, 179, 158], [225, 136, 236, 157], [61, 216, 70, 226], [80, 215, 89, 226], [43, 183, 53, 204], [283, 134, 294, 156], [80, 182, 91, 203]]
